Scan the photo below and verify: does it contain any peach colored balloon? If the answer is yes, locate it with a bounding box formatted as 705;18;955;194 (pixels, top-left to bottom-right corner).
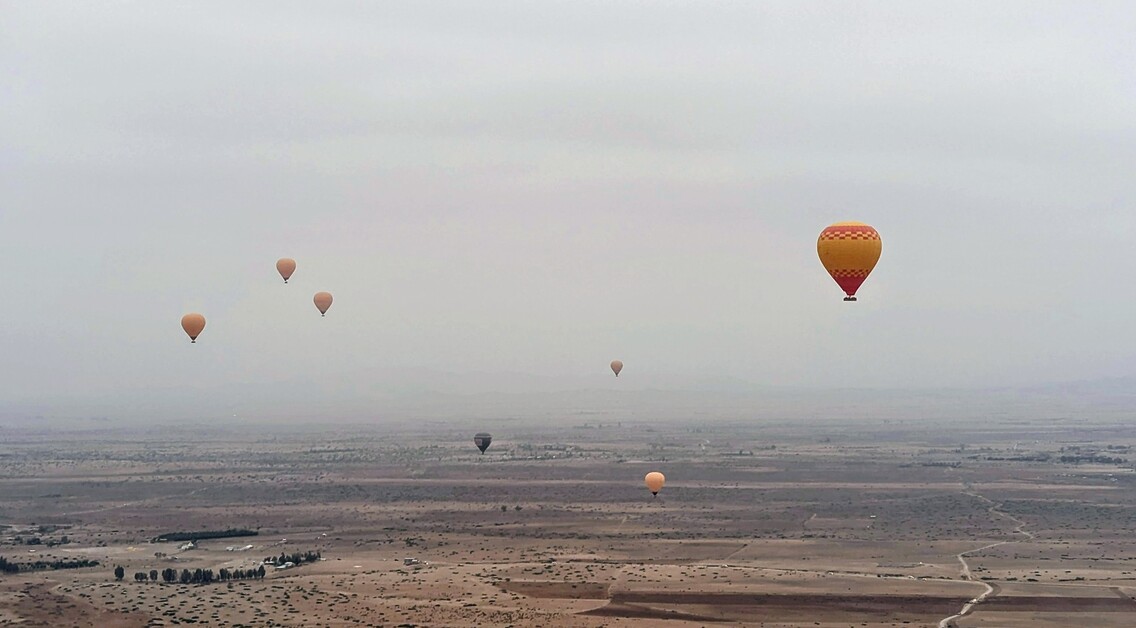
313;291;333;316
644;471;665;496
276;258;296;283
610;360;623;377
181;313;206;343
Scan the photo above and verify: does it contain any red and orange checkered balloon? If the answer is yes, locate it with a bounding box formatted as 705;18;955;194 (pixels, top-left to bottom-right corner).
817;222;882;301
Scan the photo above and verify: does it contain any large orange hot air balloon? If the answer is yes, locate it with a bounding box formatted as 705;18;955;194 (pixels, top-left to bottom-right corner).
817;222;882;301
313;291;333;316
644;471;665;496
276;258;296;283
610;360;623;377
181;313;206;343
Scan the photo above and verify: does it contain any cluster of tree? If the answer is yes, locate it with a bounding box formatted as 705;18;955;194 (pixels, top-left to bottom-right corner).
1060;445;1129;453
265;550;321;566
8;526;71;546
1059;454;1127;464
151;528;258;543
1;556;98;574
116;565;266;583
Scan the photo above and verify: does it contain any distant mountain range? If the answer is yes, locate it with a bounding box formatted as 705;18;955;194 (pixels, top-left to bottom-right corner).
2;373;1132;428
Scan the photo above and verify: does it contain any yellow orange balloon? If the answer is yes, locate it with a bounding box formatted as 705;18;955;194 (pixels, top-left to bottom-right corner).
610;360;623;377
313;291;333;316
276;258;296;283
817;222;882;301
181;313;206;343
644;471;665;496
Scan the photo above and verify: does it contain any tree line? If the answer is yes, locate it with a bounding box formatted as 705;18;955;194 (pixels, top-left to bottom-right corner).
116;565;266;583
1059;454;1127;464
110;549;320;584
151;528;258;543
1;556;99;574
11;535;70;547
265;550;321;566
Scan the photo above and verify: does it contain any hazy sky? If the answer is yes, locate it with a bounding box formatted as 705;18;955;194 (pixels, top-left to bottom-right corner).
2;1;1134;419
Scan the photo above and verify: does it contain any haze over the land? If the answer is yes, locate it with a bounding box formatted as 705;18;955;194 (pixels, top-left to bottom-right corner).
2;1;1134;423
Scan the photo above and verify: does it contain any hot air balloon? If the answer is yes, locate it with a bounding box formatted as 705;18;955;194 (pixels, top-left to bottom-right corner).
644;471;665;496
474;433;492;454
313;291;333;316
817;222;881;301
276;258;296;283
181;313;206;343
610;360;623;377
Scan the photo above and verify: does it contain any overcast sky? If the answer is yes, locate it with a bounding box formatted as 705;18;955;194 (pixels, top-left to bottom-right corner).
2;1;1134;420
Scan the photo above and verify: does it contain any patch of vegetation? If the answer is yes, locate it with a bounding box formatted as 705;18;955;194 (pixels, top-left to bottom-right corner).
152;528;258;543
264;550;322;567
0;556;99;574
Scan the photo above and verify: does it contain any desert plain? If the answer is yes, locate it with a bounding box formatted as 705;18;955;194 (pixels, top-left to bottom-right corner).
3;414;1136;627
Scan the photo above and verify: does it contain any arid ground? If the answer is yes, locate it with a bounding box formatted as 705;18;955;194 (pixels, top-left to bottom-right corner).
3;416;1135;626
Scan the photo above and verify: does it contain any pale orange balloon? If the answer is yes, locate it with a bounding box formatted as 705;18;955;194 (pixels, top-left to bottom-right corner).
610;360;623;377
181;313;206;343
276;258;296;283
313;291;333;316
644;471;665;496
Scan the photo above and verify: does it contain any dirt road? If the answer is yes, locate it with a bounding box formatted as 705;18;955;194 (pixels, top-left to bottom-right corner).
938;488;1034;627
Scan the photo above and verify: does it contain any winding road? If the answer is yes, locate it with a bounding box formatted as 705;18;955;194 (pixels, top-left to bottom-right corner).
937;489;1034;628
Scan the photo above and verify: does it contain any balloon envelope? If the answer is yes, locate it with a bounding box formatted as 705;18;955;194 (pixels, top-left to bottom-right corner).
474;432;492;454
181;313;206;343
644;471;665;495
313;291;333;316
276;258;296;283
817;222;881;301
610;360;623;377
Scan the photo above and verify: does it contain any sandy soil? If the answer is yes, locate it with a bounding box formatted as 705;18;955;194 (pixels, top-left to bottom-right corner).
2;418;1135;626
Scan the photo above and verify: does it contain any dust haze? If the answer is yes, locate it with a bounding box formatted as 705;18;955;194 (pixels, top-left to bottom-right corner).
3;2;1136;627
2;1;1135;426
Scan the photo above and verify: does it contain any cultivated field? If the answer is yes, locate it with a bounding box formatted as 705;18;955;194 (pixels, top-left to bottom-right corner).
2;416;1135;626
